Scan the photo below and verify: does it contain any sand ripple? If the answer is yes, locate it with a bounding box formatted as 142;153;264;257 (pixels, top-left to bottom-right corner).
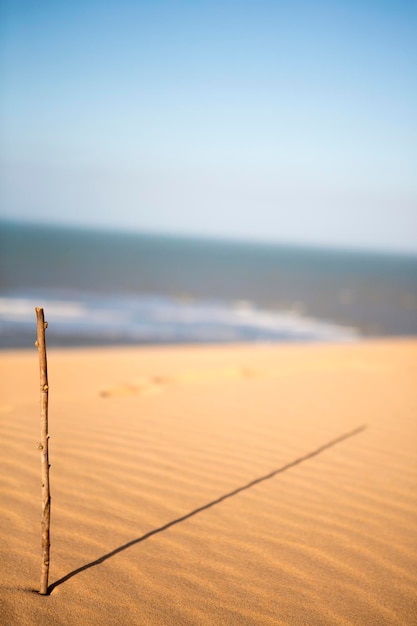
1;340;416;624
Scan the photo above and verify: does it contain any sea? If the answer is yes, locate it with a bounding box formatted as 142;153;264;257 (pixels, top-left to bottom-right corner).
1;221;416;348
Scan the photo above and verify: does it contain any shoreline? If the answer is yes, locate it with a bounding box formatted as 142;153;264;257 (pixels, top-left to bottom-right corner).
2;331;416;351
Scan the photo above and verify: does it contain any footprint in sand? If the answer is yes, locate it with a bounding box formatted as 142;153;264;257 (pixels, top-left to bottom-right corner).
99;377;163;398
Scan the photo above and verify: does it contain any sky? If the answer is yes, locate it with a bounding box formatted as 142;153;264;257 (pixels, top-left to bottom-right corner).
1;0;416;252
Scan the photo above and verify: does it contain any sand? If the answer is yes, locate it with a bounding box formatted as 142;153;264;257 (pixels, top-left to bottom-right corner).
1;339;416;625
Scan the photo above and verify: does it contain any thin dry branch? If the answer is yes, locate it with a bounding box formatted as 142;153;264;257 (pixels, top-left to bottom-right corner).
35;307;51;595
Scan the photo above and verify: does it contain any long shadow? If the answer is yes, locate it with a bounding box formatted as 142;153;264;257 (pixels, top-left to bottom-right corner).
48;424;366;594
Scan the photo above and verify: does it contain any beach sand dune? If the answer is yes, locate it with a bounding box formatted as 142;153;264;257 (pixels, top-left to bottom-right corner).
1;340;416;625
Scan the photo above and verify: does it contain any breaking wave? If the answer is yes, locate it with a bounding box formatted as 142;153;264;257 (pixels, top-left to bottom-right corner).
0;290;359;348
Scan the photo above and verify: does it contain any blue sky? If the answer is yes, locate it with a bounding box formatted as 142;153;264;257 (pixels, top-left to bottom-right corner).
1;0;416;252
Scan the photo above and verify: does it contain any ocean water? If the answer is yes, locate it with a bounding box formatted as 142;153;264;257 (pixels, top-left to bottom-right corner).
1;221;416;348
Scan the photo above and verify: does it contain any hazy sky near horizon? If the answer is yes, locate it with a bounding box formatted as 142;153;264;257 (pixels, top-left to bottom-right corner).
1;0;416;252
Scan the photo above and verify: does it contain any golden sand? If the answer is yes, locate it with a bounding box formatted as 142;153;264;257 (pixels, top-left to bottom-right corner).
1;340;416;625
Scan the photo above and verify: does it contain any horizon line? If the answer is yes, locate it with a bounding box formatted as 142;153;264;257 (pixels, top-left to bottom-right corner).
1;216;417;258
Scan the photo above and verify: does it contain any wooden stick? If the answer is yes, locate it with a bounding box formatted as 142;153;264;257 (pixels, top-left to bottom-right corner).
35;307;51;595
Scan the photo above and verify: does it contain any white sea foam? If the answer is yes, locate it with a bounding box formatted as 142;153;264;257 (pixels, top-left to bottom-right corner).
0;297;87;320
0;291;359;347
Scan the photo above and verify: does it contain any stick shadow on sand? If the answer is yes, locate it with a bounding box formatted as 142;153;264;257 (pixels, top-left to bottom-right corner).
48;424;366;595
